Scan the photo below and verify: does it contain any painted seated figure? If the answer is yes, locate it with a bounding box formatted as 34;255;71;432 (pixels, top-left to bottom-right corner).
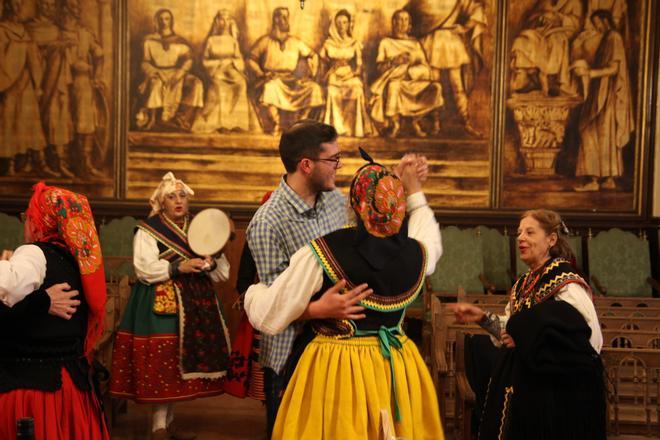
369;10;443;138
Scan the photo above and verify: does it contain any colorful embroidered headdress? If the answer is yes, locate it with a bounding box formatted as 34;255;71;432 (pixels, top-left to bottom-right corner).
349;149;406;238
149;171;194;216
25;182;106;359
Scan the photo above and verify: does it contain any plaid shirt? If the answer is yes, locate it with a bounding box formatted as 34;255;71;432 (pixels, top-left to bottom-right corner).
246;177;347;373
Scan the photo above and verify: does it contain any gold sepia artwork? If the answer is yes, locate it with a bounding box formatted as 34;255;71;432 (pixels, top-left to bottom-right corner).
501;0;648;213
0;0;115;198
125;0;496;207
1;0;655;213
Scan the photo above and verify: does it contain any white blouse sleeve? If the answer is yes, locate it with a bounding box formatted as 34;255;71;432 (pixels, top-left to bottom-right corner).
555;283;603;353
208;253;230;282
244;245;323;336
0;244;47;307
406;191;442;276
133;229;171;284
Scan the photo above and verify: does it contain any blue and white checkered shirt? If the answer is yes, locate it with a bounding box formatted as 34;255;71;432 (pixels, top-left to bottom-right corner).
246;177;347;373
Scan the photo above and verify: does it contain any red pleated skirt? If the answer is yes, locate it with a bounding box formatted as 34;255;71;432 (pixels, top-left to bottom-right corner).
0;368;109;440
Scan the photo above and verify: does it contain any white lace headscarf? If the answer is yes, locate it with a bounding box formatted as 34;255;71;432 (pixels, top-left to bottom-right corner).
148;172;194;217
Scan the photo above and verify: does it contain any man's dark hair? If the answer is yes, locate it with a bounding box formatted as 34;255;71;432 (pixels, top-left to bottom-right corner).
278;120;338;173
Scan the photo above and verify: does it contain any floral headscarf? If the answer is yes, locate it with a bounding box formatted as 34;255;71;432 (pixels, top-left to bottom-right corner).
350;163;406;238
25;182;106;359
148;171;194;217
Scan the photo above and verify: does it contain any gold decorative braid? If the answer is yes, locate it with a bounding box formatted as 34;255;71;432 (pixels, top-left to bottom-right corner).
498;386;514;440
308;239;356;337
312;319;356;338
511;259;589;314
160;214;189;242
159;248;179;262
309;239;342;284
137;225;192;261
309;236;427;312
478;377;493;440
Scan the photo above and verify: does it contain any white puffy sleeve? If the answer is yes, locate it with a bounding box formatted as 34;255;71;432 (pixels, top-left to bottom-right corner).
244;246;323;335
208;253;230;282
406;192;442;276
556;283;603;353
0;244;47;307
132;229;171;284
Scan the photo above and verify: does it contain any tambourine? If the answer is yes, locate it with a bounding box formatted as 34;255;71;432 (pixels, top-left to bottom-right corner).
188;208;234;256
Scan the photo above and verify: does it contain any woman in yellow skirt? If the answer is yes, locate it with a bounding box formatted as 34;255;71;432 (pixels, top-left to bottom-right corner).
245;151;444;439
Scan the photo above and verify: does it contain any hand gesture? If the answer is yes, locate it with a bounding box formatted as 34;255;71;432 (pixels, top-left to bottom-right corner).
446;302;486;324
394;153;428;182
200;255;215;271
46;283;81;320
501;332;516;348
1;249;13;260
394;153;416;178
414;155;429;183
308;280;372;320
178;258;207;274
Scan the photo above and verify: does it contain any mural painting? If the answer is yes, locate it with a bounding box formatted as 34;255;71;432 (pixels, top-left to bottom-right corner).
501;0;647;212
0;0;655;214
0;0;115;198
125;0;496;207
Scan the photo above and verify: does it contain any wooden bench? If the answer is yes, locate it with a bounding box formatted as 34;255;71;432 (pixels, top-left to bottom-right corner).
95;275;131;426
429;295;449;422
601;347;660;436
595;297;660;309
602;330;660;349
599;316;660;332
597;307;660;318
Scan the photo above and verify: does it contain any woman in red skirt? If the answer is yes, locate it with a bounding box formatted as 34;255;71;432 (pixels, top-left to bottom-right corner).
0;182;109;439
110;172;231;439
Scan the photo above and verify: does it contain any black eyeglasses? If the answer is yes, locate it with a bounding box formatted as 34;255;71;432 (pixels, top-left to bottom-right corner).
308;155;342;169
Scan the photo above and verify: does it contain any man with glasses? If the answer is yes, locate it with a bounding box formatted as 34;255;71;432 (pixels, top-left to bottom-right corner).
246;120;428;437
246;120;351;437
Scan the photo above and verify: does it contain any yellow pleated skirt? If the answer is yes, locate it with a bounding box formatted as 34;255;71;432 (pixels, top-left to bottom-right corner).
272;334;445;440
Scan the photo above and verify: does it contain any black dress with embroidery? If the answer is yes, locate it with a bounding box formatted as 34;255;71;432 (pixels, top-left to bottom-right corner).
281;226;427;386
478;258;606;440
0;242;90;393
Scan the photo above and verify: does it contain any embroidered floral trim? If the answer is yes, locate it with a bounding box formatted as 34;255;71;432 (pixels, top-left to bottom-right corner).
309;236;427;312
64;216;103;275
350;164;406;238
153;280;178;315
137;222;194;261
510;259;590;313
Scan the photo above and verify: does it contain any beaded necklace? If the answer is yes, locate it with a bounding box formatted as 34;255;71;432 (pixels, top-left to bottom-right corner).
512;259;550;313
520;269;542;300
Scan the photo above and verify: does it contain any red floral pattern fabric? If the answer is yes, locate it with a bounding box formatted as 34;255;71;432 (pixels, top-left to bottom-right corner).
350;164;406;237
110;333;224;403
24;182;106;359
